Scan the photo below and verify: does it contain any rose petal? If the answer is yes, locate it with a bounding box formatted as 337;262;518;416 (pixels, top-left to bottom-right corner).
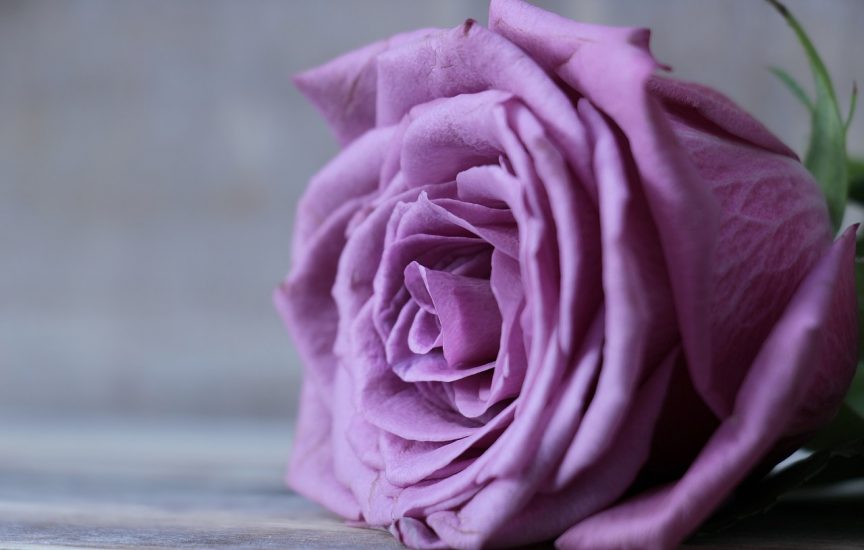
456;164;522;210
649;76;797;158
473;109;564;478
399;90;513;187
670;105;834;413
393;354;492;384
556;228;858;550
374;232;488;338
332;183;454;358
405;262;502;368
295;29;435;145
488;249;527;403
554;99;678;483
276;127;398;388
421;198;520;259
331;366;402;526
350;302;490;443
490;0;721;416
380;402;515;487
286;381;361;520
385;300;432;363
406;309;443;355
376;21;593;186
430;349;676;549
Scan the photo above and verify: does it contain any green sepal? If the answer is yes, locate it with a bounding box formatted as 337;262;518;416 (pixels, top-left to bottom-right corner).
845;81;858;132
696;439;864;536
849;157;864;204
847;364;864;420
768;0;849;232
770;67;814;112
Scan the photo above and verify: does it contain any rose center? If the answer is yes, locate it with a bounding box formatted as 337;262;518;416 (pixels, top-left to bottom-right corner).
403;260;502;369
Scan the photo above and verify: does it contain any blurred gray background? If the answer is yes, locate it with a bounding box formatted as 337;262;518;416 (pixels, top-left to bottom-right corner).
1;0;862;422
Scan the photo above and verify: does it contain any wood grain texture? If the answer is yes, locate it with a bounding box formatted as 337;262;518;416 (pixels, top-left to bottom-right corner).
1;419;862;549
0;419;402;549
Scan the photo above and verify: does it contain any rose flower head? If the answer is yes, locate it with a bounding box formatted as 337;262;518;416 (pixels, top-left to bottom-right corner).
275;1;859;548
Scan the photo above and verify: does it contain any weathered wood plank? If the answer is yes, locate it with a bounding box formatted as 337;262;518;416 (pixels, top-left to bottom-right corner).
0;420;402;549
1;420;862;549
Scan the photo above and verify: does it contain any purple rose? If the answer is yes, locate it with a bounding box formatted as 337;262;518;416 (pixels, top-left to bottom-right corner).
276;1;858;548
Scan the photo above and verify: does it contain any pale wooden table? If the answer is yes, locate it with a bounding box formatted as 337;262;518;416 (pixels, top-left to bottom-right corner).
0;419;861;549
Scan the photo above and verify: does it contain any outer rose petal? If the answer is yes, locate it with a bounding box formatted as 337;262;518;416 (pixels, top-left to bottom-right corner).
373;19;594;186
278;128;392;390
672;112;833;413
551;97;677;484
556;228;858;550
294;29;435;145
292;127;394;253
489;0;721;415
647;76;797;159
284;381;361;519
276;128;396;521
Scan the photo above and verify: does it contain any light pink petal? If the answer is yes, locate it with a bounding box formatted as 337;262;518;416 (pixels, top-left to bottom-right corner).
490;0;721;416
276;128;395;388
405;262;502;368
487;249;527;403
393;354;492;384
286;382;361;520
349;306;483;441
554;99;678;483
291;127;394;253
330;365;401;526
669;104;833;413
648;76;797;158
380;402;515;487
427;348;677;549
376;20;593;186
556;228;858;550
332;183;453;358
398;90;513;187
294;29;434;145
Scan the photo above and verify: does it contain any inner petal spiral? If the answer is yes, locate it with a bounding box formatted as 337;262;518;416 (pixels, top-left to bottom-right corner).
404;261;503;369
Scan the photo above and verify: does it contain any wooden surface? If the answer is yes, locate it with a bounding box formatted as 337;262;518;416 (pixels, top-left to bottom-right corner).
0;419;402;549
1;419;862;549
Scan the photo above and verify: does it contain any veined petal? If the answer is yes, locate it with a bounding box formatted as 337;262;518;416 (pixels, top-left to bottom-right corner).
490;0;720;415
295;29;435;145
556;228;857;550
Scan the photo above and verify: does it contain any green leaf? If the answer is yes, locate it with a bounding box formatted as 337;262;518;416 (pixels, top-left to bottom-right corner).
848;364;864;420
846;81;858;132
768;0;848;232
696;439;864;535
849;157;864;204
806;402;864;450
770;67;815;112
